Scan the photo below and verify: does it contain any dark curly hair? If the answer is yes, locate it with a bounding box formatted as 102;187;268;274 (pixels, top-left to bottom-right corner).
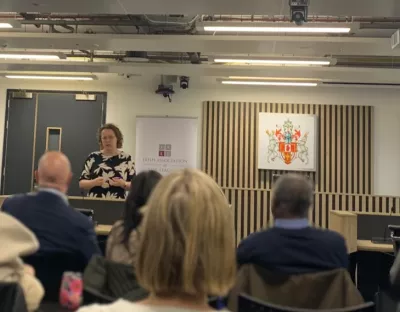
97;123;123;149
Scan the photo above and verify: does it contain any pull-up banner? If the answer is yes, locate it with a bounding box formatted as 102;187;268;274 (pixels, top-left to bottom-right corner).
135;116;198;175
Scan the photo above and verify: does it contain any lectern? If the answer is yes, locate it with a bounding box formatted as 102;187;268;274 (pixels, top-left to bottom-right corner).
328;210;358;253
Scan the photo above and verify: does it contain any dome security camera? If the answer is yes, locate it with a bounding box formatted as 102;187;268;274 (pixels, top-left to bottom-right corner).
289;0;309;25
179;76;189;89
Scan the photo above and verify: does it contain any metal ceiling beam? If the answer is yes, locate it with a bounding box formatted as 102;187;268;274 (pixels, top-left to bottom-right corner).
2;0;399;16
2;61;400;83
0;33;396;57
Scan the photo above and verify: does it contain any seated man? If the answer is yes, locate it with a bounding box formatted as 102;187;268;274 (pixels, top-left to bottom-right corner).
2;151;100;264
237;174;348;274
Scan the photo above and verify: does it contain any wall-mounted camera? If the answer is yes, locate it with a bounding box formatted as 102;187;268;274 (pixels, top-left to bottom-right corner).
179;76;189;89
289;0;310;26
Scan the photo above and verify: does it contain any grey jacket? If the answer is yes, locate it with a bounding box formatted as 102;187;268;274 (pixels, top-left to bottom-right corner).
83;255;148;304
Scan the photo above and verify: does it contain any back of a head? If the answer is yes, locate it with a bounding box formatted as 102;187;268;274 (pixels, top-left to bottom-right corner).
121;170;163;244
37;151;71;191
272;174;313;219
136;169;236;298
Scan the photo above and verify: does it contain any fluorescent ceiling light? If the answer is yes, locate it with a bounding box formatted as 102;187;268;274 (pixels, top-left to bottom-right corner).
228;76;320;82
203;26;351;33
0;20;21;29
5;75;95;81
215;58;330;66
221;80;318;87
0;23;13;29
0;53;66;60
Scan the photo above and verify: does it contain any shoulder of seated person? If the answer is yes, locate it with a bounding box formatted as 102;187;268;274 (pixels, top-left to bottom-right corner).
69;209;95;228
112;220;124;228
3;193;31;204
240;230;267;243
108;220;124;235
8;193;31;199
313;227;346;242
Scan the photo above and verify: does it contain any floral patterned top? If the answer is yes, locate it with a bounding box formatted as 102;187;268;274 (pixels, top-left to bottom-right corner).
79;151;136;199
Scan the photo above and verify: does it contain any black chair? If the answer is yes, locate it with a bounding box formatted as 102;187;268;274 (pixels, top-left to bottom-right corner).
238;294;375;312
389;225;400;254
23;251;87;302
0;282;28;312
374;291;398;312
83;255;148;305
83;289;114;305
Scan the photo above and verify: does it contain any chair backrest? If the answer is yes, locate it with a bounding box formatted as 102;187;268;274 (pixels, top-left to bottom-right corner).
0;282;28;312
228;265;364;311
238;294;375;312
23;251;87;302
83;255;148;304
76;208;95;223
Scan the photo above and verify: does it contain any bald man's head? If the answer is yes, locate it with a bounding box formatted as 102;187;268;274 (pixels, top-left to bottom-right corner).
36;151;72;193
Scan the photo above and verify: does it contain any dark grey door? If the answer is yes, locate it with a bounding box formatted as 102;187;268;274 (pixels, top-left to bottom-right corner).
2;91;106;196
2;92;36;195
34;93;105;196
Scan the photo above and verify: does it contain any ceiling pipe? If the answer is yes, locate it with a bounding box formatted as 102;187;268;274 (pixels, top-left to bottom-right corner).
62;51;400;67
0;13;398;25
0;13;134;19
65;52;208;62
202;15;400;23
141;14;199;26
19;19;148;26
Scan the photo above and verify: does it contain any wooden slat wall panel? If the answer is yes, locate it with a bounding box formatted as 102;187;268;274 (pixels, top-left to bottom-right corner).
202;101;381;242
226;190;400;242
203;101;373;193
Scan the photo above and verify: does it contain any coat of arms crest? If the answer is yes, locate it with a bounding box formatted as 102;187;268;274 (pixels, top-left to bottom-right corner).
265;119;309;165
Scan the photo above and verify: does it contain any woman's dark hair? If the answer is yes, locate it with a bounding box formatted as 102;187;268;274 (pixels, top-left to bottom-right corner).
121;170;162;246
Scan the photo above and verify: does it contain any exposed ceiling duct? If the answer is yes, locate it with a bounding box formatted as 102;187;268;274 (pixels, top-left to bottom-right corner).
0;13;200;34
0;13;399;30
202;15;400;23
0;12;398;83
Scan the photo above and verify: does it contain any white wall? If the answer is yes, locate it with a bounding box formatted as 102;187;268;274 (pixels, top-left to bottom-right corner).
0;78;398;196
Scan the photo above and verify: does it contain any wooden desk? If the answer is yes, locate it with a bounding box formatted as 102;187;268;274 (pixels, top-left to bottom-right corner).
95;224;112;235
357;239;393;253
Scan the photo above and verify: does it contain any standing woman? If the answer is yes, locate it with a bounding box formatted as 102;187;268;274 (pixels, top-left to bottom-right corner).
79;123;135;199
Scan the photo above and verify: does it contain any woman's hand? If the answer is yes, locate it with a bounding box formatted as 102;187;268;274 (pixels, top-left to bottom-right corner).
109;177;126;188
92;177;106;187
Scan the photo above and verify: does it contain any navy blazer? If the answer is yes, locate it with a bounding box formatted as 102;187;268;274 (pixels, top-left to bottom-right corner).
237;227;348;275
2;190;101;263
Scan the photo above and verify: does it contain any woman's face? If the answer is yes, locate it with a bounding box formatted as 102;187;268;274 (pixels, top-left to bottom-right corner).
101;129;118;151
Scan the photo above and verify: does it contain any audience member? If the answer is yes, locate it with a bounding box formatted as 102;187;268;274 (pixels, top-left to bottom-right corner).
0;212;44;311
237;174;348;274
2;151;100;263
390;250;400;286
106;170;162;266
78;169;236;312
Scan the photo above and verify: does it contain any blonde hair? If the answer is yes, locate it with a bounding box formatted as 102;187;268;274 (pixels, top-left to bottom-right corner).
136;169;236;297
